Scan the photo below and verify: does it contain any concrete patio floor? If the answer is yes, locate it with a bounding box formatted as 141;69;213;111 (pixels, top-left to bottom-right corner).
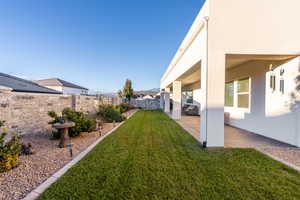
176;115;292;148
173;114;300;169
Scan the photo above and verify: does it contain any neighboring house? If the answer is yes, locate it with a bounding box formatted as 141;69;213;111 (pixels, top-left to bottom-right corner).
160;0;300;147
0;73;61;94
36;78;88;95
142;95;154;100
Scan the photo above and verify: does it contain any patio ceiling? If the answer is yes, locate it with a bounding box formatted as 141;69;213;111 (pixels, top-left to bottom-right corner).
175;61;201;90
166;54;297;91
226;54;297;69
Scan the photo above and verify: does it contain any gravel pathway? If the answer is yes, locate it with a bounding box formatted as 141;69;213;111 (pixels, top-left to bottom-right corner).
258;147;300;169
0;109;136;200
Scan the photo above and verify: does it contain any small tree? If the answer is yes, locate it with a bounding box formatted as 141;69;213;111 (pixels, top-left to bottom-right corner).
122;79;133;103
117;90;123;99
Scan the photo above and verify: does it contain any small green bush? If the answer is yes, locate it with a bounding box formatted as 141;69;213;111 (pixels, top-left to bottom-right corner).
115;103;131;113
48;108;95;137
98;105;125;123
0;121;21;173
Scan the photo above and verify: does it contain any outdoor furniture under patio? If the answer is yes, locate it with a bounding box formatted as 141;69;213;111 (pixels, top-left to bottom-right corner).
182;104;199;116
52;122;75;148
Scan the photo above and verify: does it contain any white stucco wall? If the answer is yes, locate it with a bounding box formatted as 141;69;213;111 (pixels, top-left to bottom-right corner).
204;0;300;146
209;0;300;55
160;1;209;89
42;85;87;95
62;86;88;95
43;86;63;92
193;88;202;114
161;0;300;147
225;57;300;147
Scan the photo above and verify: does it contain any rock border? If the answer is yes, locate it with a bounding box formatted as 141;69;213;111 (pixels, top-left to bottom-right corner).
259;150;300;171
22;110;138;200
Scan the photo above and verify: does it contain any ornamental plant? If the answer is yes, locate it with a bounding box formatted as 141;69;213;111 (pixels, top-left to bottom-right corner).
98;104;125;123
48;108;95;138
114;103;131;114
0;121;21;173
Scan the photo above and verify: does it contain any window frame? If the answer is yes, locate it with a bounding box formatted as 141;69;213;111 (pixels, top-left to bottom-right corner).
224;77;251;111
225;81;234;107
236;78;250;109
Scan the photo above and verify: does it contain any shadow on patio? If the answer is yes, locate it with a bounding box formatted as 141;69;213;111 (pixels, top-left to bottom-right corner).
175;115;294;148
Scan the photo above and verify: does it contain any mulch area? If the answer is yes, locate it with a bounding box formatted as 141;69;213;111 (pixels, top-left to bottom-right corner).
0;109;136;200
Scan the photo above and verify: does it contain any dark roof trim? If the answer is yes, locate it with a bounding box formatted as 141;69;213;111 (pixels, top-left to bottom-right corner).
56;78;88;90
11;89;62;94
0;73;62;94
36;78;88;90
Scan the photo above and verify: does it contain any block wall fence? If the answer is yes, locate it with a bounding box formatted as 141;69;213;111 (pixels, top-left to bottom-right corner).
0;89;118;136
131;99;160;110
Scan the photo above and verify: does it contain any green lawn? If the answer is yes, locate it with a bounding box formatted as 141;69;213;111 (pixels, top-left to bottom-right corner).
38;110;300;200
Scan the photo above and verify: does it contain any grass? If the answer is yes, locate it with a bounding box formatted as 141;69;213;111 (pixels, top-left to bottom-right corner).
38;110;300;200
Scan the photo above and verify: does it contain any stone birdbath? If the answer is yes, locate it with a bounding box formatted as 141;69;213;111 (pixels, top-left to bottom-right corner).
52;122;75;148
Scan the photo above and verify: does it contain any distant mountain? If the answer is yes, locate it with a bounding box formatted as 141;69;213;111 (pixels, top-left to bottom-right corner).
145;88;160;92
88;90;117;97
102;92;117;97
89;88;160;97
134;88;160;96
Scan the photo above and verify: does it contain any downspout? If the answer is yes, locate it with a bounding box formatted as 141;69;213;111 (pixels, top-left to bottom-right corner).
203;16;209;148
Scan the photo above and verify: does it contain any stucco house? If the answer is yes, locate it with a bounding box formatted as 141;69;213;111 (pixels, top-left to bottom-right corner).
160;0;300;148
36;78;88;95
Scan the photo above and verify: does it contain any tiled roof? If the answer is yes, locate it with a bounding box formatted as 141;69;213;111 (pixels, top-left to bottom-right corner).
36;78;88;90
0;73;62;94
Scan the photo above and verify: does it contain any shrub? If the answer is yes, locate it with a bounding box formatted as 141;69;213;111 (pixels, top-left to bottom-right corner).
115;103;131;113
0;121;21;173
98;105;125;123
48;108;95;137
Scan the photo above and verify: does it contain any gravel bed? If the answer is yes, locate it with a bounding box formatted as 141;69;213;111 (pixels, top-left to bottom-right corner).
0;109;136;200
258;147;300;169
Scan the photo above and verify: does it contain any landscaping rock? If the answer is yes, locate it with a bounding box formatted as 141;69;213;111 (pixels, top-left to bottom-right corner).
0;110;136;200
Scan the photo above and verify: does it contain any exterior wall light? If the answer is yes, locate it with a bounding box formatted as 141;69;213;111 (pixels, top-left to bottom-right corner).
269;64;276;91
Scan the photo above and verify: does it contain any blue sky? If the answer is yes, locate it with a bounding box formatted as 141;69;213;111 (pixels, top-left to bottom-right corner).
0;0;204;93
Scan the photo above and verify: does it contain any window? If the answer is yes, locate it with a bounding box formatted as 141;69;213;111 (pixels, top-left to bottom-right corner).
225;78;250;109
237;78;250;108
225;81;234;107
183;91;193;104
186;91;193;104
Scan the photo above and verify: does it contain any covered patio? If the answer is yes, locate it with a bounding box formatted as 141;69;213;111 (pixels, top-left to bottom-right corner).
160;0;300;148
175;114;300;169
161;54;300;148
175;115;293;149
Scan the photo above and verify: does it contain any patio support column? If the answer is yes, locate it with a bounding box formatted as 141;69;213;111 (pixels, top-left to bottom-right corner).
199;17;224;147
297;110;300;147
172;81;182;120
164;88;170;113
160;91;165;110
200;52;225;147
